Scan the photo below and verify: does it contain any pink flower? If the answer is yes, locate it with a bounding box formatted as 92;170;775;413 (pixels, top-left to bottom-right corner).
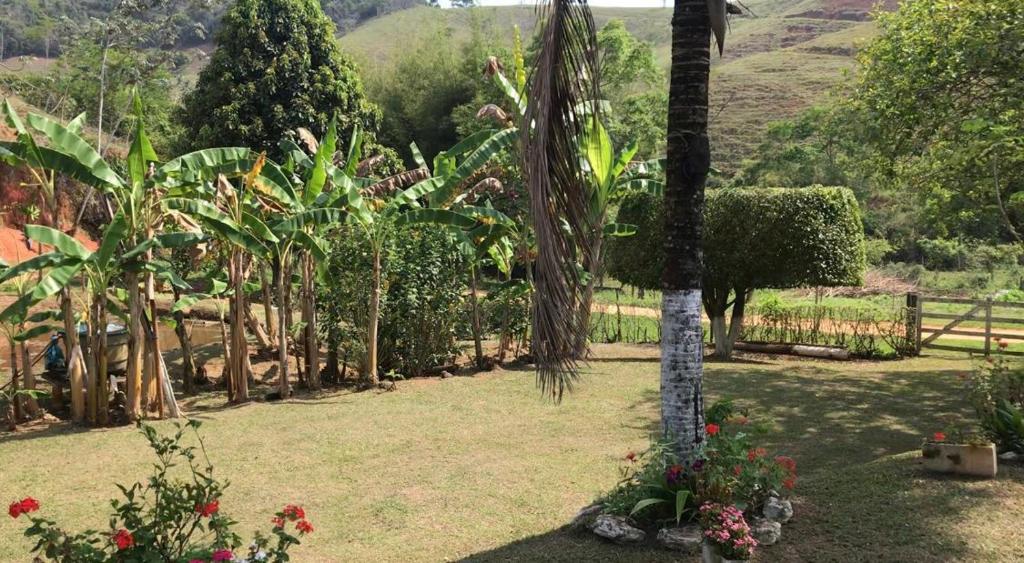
212;549;234;561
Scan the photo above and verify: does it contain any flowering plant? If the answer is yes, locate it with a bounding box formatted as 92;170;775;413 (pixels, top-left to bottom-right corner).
963;349;1024;453
9;421;313;562
698;502;757;560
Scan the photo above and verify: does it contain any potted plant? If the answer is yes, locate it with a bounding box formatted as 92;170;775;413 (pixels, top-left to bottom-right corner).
921;429;997;477
699;502;757;563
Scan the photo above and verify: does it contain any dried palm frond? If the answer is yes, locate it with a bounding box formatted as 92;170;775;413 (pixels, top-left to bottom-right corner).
296;127;319;154
356;154;386;177
362;168;431;198
521;0;601;401
476;104;512;127
482;56;505;78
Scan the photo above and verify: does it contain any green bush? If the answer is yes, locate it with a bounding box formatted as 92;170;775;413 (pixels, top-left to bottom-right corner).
916;238;970;270
865;238;895;266
319;225;468;378
967;353;1024;453
607;187;865;356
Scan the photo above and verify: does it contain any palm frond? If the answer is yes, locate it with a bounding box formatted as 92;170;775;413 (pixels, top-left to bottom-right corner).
521;0;601;402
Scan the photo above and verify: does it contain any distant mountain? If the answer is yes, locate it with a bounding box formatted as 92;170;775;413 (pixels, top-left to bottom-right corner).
338;0;892;171
0;0;428;58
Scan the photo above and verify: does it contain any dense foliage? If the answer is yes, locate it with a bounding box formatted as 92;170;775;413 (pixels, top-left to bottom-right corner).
966;352;1024;454
177;0;384;158
607;187;865;355
319;225;469;378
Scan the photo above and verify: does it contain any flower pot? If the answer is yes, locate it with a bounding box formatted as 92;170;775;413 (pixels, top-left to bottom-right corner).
921;442;997;477
702;541;749;563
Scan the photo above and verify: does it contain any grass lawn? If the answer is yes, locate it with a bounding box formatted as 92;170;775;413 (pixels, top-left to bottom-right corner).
2;345;1022;562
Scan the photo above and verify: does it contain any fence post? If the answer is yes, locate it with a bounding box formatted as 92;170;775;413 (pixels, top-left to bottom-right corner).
906;293;922;355
984;297;993;356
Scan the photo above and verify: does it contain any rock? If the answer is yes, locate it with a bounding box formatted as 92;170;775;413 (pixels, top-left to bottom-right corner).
589;514;645;544
749;518;782;546
763;497;793;524
657;525;702;553
569;503;604;532
998;451;1021;462
440;371;454;379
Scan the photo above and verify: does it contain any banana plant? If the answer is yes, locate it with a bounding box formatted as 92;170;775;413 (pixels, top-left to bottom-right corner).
334;125;517;385
162;153;287;403
0;261;60;426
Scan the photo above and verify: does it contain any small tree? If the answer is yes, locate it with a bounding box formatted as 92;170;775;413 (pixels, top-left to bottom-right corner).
608;186;866;358
179;0;382;159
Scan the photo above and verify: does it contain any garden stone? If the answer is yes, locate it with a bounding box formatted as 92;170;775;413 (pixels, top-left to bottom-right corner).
749;518;782;546
569;503;604;532
998;451;1020;463
589;514;645;544
763;497;793;524
657;525;702;553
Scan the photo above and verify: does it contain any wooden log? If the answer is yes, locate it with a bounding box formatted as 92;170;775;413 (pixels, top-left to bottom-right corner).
733;341;850;360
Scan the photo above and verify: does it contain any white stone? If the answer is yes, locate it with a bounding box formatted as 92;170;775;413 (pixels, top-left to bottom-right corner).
763;497;793;524
657;525;702;553
589;514;645;544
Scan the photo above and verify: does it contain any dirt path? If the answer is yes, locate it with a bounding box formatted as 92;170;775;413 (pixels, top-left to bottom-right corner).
591;302;1024;343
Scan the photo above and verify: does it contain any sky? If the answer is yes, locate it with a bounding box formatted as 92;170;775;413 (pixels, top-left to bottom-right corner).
440;1;669;7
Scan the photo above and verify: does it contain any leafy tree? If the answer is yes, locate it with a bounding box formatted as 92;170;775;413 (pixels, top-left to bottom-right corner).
850;0;1024;243
178;0;383;159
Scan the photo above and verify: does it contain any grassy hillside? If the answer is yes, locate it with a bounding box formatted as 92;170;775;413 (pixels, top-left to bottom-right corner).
339;0;886;171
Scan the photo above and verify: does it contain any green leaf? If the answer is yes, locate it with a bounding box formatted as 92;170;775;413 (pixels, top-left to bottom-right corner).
127;93;158;188
157;147;254;185
14;324;57;342
618;178;663;196
304;117;337;205
95;212;128;271
675;490;691;524
24;225;90;260
0;252;70;285
410;142;428;170
26;113;125;189
396;208;477;229
629;498;667;517
31;262;85;302
344;124;363;177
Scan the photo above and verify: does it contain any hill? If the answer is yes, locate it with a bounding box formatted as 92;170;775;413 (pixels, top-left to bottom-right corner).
339;0;891;171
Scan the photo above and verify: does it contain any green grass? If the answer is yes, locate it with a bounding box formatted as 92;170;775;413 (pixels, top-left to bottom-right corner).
2;345;1022;561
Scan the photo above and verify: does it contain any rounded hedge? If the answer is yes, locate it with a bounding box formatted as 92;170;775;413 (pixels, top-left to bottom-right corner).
607;186;866;291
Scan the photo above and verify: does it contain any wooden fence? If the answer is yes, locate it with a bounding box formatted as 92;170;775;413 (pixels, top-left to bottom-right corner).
907;293;1024;356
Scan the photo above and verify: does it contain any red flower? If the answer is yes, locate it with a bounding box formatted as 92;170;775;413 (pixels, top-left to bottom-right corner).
196;499;219;517
747;448;766;462
783;476;796;490
113;529;134;551
283;504;305;521
19;497;39;514
271;516;285;529
212;549;234;561
706;423;720;436
8;501;22;519
625;451;636;462
296;519;314;534
933;432;946;442
775;455;797;474
733;465;742;477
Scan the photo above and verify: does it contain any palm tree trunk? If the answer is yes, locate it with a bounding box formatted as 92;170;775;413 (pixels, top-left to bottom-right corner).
172;286;197;395
262;265;278;347
470;265;485;369
125;273;143;419
367;247;381;385
302;252;320;389
661;0;711;460
95;294;109;426
575;233;604;357
277;258;290;398
230;250;249;402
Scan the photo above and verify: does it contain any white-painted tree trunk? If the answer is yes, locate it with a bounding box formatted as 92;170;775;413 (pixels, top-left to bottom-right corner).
660;289;706;460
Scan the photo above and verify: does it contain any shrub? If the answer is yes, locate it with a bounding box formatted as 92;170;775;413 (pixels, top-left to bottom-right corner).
319;225;468;377
965;350;1024;453
607;187;866;357
8;421;313;562
699;503;757;560
916;238;970;270
599;400;793;526
864;238;894;266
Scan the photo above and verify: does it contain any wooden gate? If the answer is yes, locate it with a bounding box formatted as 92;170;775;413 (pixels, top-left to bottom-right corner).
907;293;1024;356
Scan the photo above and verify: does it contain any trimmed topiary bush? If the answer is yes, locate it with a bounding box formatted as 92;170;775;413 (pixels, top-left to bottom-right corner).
607;186;866;357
